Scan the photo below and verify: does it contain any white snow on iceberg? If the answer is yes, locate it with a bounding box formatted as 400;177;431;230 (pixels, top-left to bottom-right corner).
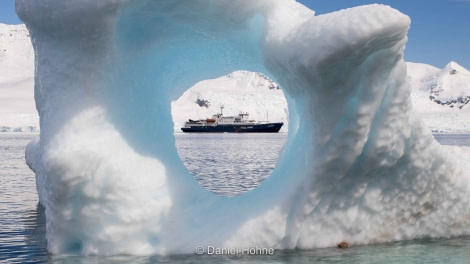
2;23;470;134
17;0;470;256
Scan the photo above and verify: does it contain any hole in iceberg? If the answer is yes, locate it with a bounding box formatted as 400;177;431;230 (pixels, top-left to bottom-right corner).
172;70;288;196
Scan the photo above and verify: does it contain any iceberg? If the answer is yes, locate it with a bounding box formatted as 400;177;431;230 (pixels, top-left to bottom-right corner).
17;0;470;256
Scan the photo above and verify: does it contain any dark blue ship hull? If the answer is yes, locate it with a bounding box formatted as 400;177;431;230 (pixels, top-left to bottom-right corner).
181;122;283;133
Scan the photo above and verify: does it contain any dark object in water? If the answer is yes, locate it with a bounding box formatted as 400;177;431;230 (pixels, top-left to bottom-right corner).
181;106;283;133
337;241;349;248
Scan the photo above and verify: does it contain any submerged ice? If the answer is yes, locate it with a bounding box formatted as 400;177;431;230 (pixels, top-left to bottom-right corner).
17;0;470;255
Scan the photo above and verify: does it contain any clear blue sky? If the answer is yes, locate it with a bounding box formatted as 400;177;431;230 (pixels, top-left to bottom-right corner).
300;0;470;69
1;0;469;69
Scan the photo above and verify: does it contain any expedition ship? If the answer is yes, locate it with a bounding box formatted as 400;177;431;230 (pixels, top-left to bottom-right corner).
181;106;283;133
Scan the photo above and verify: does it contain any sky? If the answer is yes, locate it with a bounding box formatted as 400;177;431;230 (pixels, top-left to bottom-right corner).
1;0;469;69
300;0;470;69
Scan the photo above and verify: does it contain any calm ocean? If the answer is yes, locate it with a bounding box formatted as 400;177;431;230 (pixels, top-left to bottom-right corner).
2;132;470;263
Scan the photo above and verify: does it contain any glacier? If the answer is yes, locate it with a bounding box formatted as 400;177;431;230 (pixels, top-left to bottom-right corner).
17;0;470;256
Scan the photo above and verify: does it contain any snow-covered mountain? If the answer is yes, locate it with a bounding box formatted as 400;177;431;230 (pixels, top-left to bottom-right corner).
0;23;37;132
171;71;288;132
408;61;470;133
1;23;469;133
172;61;470;134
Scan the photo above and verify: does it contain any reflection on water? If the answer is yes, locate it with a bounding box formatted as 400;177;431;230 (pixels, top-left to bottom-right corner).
2;133;470;263
0;204;48;264
0;133;47;263
174;133;287;196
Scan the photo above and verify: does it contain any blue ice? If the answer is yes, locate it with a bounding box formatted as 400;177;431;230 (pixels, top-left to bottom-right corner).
17;0;470;255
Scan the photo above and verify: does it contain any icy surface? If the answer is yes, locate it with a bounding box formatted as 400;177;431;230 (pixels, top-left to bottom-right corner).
408;61;470;132
0;23;38;131
17;0;470;256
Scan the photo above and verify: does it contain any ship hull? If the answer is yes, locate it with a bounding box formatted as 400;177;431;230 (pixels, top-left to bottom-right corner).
181;122;283;133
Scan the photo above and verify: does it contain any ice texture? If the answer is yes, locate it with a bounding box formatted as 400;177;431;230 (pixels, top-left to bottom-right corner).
17;0;470;255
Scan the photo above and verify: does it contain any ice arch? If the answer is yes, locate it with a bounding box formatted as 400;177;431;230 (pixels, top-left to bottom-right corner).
18;0;470;256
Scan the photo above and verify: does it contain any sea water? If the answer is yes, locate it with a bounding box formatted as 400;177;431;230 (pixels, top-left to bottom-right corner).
2;132;470;263
174;133;288;197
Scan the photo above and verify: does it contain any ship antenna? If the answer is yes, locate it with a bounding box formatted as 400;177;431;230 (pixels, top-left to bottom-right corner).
220;105;224;116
